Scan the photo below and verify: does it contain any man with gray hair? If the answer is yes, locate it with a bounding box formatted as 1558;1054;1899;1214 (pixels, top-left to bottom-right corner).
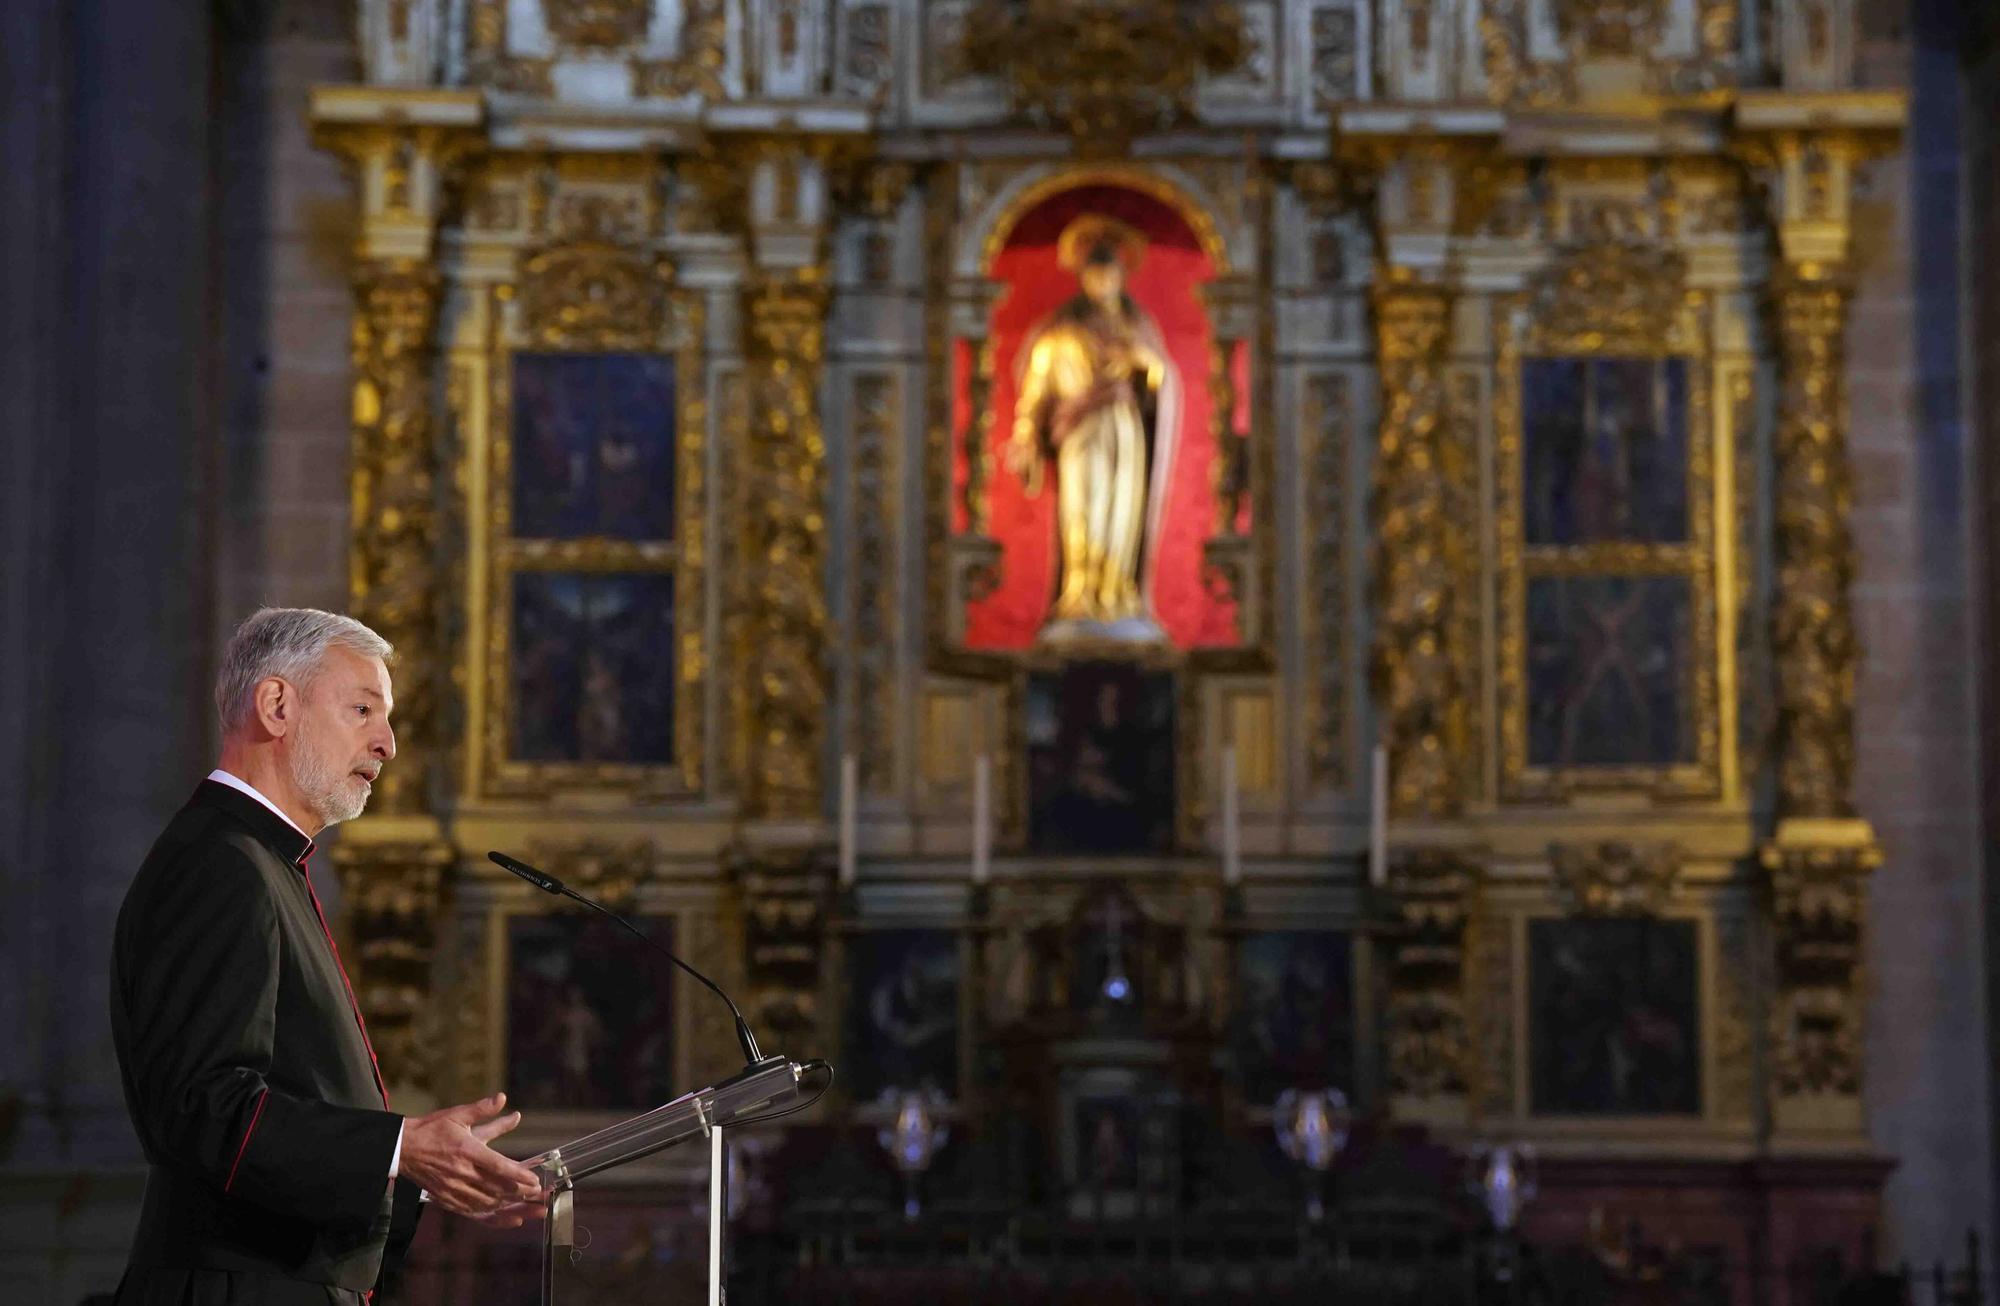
110;608;544;1305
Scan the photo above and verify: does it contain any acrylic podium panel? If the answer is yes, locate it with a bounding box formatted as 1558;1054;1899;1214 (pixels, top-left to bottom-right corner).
528;1057;810;1188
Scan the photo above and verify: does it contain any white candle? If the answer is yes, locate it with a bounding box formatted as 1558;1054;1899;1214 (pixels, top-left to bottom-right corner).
1221;746;1241;886
839;753;858;888
972;754;991;884
1369;743;1388;889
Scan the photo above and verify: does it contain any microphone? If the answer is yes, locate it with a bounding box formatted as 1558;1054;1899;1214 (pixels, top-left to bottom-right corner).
488;850;778;1071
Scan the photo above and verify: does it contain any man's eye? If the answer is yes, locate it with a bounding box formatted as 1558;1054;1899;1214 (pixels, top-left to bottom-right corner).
355;705;370;717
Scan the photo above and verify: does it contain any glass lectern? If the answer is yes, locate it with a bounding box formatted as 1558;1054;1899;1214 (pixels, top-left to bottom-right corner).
528;1056;822;1306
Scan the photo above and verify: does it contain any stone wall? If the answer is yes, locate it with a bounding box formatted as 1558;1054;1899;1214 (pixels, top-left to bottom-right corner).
1852;0;1993;1266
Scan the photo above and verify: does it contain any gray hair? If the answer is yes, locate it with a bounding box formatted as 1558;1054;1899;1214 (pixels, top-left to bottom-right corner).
215;607;393;734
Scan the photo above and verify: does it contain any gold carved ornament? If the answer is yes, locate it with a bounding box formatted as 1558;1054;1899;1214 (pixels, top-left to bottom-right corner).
1549;841;1681;916
541;0;649;49
465;0;728;98
1770;271;1858;820
742;269;833;817
1370;277;1469;818
331;840;454;1095
1381;850;1480;1102
958;0;1247;150
1762;841;1879;1097
1479;0;1738;102
350;260;445;815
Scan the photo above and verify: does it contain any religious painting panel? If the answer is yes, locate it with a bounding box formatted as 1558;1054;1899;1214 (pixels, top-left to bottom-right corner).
845;929;961;1100
1525;575;1694;769
958;178;1244;650
1232;930;1356;1106
505;912;676;1111
1025;662;1177;853
511;351;677;541
1522;357;1689;546
1493;273;1722;801
510;571;675;765
478;269;709;800
1528;916;1700;1117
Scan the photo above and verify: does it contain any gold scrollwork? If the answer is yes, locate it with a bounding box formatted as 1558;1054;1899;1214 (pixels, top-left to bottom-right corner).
958;0;1246;150
1371;277;1470;817
541;0;650;49
331;839;453;1095
1770;270;1858;820
1549;840;1682;915
350;259;445;815
1763;839;1880;1100
481;249;708;801
1492;245;1721;802
1382;849;1481;1106
742;268;833;817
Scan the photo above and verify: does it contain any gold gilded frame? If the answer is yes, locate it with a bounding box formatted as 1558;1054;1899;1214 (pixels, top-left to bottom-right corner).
477;247;709;801
1492;244;1722;802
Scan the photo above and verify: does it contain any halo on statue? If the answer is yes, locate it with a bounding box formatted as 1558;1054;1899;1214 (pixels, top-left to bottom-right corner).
1056;213;1148;275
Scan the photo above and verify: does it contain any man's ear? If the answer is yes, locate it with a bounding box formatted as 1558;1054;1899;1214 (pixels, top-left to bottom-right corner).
254;676;293;737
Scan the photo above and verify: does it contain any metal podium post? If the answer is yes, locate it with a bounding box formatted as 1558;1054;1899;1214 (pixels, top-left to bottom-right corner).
708;1122;729;1306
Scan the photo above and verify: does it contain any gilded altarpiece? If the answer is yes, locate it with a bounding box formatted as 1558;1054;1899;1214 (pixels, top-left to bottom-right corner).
312;0;1906;1289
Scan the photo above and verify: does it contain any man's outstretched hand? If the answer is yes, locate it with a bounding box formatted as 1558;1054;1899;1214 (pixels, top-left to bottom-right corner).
399;1091;546;1221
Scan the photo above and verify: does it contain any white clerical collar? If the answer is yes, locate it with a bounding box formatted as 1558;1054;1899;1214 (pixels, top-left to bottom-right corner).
206;768;310;841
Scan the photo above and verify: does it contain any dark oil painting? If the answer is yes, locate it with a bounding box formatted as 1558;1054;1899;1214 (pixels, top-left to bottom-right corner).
1232;930;1355;1106
511;571;675;765
1026;662;1177;853
512;351;676;541
506;912;676;1112
1522;356;1689;546
845;929;961;1100
1529;916;1700;1116
1526;574;1693;768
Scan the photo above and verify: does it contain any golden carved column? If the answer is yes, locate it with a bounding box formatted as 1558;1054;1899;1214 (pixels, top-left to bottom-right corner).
1738;112;1902;1140
347;261;445;813
742;267;833;818
311;88;483;1104
1761;261;1881;1137
1370;274;1470;819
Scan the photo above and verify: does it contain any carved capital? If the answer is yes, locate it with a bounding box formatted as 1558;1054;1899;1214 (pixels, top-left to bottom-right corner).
742;269;833;818
1370;278;1470;817
331;840;453;1098
349;259;444;814
1550;841;1681;916
310;89;484;262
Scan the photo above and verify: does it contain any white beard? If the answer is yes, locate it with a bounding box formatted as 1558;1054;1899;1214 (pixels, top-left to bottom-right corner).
290;720;370;828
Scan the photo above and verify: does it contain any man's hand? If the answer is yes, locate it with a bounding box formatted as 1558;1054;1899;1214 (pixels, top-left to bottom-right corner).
398;1092;545;1219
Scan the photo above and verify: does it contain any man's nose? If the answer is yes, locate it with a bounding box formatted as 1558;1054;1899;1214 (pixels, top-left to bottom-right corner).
375;723;397;761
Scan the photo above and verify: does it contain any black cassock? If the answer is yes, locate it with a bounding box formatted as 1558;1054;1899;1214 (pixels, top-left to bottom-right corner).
109;779;423;1305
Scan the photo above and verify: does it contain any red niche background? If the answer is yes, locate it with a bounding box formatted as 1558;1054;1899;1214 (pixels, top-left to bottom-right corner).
955;183;1243;650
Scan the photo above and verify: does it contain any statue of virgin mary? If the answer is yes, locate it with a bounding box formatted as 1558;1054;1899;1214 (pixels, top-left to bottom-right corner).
1003;214;1181;644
